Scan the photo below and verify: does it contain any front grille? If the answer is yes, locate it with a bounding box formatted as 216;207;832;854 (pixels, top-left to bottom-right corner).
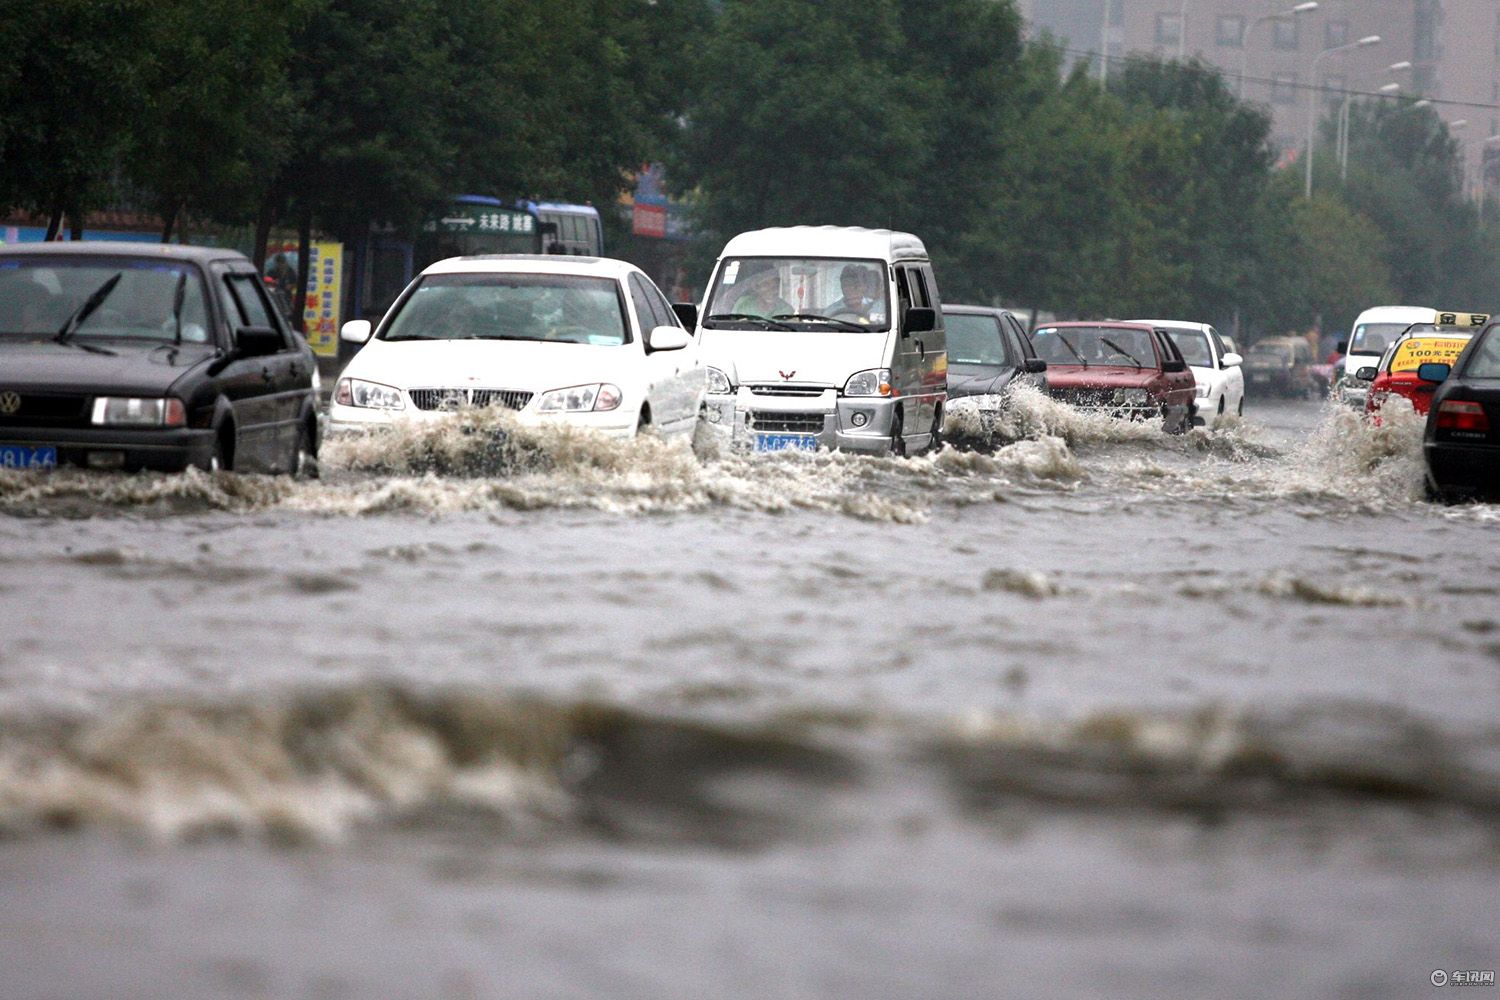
749;411;825;433
1058;389;1110;408
409;387;532;412
0;392;91;428
748;384;826;397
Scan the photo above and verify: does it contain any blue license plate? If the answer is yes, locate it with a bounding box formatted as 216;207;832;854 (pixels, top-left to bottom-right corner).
754;433;818;453
0;446;57;470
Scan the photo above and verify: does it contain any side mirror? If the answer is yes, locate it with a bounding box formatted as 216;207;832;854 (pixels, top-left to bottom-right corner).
1355;366;1378;382
1221;352;1242;367
236;326;284;357
1336;340;1348;354
1161;358;1187;373
341;320;373;344
1417;362;1451;383
672;302;698;330
903;306;936;336
1023;358;1048;374
647;325;691;352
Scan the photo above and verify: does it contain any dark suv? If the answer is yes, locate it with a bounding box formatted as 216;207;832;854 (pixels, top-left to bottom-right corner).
0;242;319;473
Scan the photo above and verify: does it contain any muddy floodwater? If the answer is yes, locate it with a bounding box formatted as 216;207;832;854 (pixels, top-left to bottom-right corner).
1;389;1497;1000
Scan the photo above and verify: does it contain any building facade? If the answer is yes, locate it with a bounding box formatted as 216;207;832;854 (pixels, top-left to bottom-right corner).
1022;0;1500;201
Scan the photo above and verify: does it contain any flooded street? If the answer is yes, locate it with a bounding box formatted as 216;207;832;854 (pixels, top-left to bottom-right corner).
2;392;1498;999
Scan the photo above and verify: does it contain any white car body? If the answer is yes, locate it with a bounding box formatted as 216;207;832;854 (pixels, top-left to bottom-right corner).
1337;305;1435;409
329;256;703;439
1130;319;1245;426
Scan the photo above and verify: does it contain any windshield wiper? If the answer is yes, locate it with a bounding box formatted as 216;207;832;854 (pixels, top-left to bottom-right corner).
772;312;867;332
1100;338;1143;367
705;312;793;331
55;272;123;343
1056;335;1089;367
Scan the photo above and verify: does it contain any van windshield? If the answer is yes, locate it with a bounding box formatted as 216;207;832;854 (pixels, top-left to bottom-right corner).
1349;322;1409;356
704;257;890;332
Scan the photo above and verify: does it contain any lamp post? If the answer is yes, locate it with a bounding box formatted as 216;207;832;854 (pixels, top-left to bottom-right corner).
1238;2;1318;99
1479;135;1500;225
1339;60;1414;180
1178;0;1189;59
1307;35;1381;198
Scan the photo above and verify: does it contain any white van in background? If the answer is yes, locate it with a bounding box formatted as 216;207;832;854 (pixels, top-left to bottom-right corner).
1336;305;1435;409
696;226;947;455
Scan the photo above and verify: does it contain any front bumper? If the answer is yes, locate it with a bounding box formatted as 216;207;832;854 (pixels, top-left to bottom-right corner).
0;426;216;472
704;388;902;453
1336;379;1368;409
327;403;638;439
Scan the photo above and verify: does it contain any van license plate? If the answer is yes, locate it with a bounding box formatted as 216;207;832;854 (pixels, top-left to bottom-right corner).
0;446;57;470
754;433;818;453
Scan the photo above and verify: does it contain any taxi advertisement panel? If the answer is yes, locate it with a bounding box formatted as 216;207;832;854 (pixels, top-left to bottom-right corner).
1389;336;1471;373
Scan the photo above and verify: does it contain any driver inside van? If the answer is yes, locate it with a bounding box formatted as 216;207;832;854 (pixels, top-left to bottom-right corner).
822;265;883;325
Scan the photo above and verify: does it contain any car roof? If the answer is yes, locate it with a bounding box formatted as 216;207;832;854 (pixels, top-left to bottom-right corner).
421;254;636;279
942;304;1012;317
1353;305;1435;324
0;241;248;265
1129;319;1210;333
1036;321;1156;331
719;226;928;262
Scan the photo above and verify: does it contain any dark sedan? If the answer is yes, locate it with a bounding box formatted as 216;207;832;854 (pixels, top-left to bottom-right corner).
942;305;1047;401
0;242;319;474
1421;322;1500;502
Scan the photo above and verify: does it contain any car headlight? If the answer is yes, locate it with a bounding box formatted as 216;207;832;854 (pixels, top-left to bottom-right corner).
1111;388;1150;406
844;368;892;397
91;396;187;427
335;378;405;410
705;367;733;395
536;383;622;413
1195;382;1211;398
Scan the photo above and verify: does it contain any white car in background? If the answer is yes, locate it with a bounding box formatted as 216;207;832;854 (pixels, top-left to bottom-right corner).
330;256;703;439
1130;319;1244;426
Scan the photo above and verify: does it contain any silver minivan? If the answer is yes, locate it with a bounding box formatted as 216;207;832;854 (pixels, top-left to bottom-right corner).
696;226;947;454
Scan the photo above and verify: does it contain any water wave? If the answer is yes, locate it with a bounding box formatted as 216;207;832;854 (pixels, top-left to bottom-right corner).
1;686;1494;844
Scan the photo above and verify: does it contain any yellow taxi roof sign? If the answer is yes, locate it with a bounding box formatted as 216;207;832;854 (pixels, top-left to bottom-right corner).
1389;335;1472;373
1433;311;1489;328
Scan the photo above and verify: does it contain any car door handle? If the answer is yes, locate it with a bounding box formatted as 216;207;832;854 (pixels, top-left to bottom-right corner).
261;367;275;382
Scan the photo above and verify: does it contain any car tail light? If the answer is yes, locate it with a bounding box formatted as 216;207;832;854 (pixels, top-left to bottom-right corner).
1436;400;1490;433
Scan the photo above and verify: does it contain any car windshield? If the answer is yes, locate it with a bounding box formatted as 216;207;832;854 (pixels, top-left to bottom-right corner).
1249;342;1293;362
0;258;211;343
382;273;627;345
945;313;1013;366
1032;326;1158;368
703;257;889;331
1349;322;1408;356
1165;329;1213;366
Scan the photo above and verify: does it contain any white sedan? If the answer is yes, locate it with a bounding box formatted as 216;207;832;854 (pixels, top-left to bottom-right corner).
1132;319;1245;427
330;256;703;439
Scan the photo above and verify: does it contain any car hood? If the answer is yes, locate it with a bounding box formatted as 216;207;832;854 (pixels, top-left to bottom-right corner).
1043;365;1157;389
699;328;890;387
0;338;215;395
344;338;642;391
947;365;1019;398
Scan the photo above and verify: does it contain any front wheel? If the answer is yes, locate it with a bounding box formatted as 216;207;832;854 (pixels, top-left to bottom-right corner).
292;422;319;479
926;404;944;453
889;408;906;457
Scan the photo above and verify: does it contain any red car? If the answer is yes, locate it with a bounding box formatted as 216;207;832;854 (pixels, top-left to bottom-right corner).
1031;322;1197;433
1362;327;1476;419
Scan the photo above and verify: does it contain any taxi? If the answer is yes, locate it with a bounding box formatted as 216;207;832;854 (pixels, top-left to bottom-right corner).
1357;313;1489;420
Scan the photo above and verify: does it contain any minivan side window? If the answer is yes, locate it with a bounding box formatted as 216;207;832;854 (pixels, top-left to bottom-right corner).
904;267;930;309
919;265;943;312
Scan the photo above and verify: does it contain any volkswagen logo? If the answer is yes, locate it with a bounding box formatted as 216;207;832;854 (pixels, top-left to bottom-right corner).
0;392;20;416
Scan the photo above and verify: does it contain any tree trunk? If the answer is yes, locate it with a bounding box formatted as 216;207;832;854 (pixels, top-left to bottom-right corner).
293;210;313;333
252;193;277;273
160;201;180;244
69;213;84;240
44;207;64;241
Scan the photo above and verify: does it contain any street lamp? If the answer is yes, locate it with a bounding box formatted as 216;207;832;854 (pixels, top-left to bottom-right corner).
1238;2;1318;99
1337;63;1411;177
1479;135;1500;223
1307;34;1381;198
